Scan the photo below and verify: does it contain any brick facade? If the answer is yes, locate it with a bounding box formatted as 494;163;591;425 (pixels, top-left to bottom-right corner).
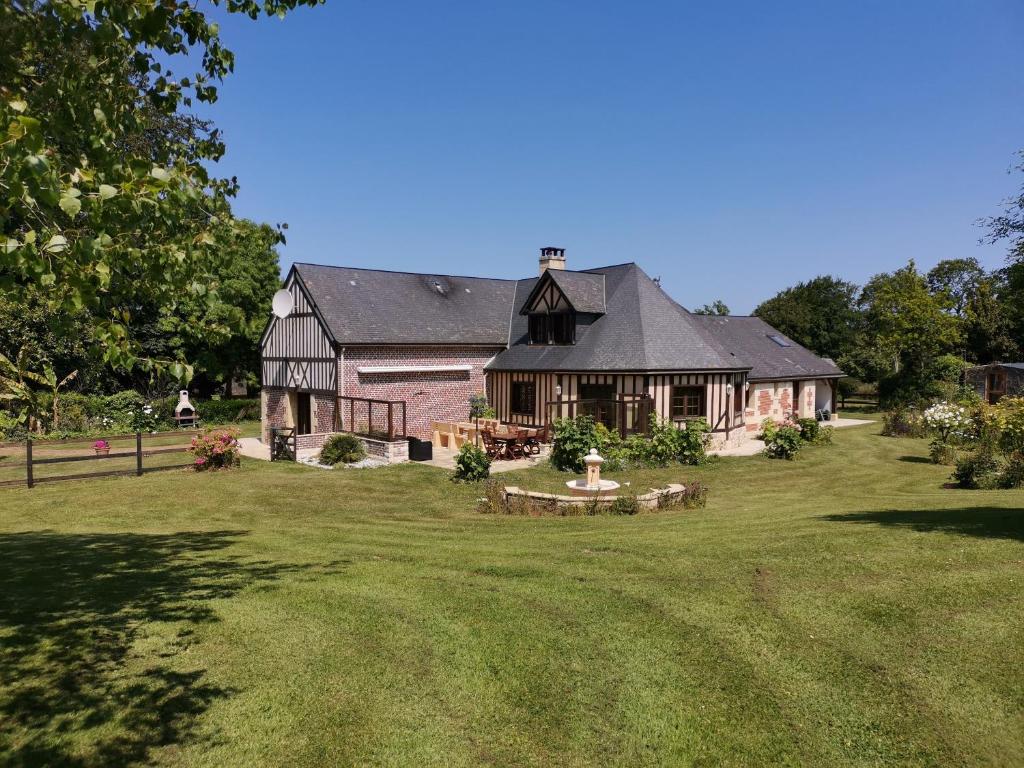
746;381;796;432
339;346;501;440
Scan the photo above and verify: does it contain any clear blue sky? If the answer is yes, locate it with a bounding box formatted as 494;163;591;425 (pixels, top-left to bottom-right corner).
201;0;1023;312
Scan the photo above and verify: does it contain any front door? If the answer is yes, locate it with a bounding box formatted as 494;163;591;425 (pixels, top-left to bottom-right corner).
296;392;312;435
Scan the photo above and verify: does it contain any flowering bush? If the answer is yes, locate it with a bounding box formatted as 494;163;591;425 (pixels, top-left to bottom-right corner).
983;397;1024;455
922;401;973;443
189;428;241;471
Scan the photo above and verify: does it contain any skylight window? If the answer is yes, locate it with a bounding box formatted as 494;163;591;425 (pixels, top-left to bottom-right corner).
767;334;791;347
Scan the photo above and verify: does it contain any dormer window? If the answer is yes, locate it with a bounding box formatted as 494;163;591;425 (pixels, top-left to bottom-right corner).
529;311;575;345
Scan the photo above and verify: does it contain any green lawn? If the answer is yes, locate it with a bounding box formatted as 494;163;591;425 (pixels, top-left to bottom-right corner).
0;421;1021;766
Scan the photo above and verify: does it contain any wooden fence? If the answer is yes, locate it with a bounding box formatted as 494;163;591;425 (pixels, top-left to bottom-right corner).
0;430;200;489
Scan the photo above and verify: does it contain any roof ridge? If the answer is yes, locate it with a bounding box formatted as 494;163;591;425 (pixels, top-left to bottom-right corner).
292;262;520;282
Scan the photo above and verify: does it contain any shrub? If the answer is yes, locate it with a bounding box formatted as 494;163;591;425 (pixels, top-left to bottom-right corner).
796;417;820;443
675;418;710;465
608;492;641;515
815;425;834;445
953;449;1003;489
984;396;1024;456
196;398;261;424
882;407;926;438
929;440;957;466
452;442;491;482
319;433;367;466
189;428;241;471
922;401;973;443
550;416;599;473
763;425;802;460
1002;452;1024;489
477;479;505;513
678;481;709;509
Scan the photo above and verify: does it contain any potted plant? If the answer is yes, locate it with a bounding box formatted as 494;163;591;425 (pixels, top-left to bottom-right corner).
93;439;110;456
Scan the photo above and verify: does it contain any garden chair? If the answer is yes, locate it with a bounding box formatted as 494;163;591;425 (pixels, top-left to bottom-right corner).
480;430;503;460
522;428;542;456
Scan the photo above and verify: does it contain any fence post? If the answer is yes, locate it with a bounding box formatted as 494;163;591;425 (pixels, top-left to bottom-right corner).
136;432;143;476
25;438;33;489
269;428;277;462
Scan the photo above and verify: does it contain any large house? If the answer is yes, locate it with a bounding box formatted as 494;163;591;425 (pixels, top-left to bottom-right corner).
259;248;843;453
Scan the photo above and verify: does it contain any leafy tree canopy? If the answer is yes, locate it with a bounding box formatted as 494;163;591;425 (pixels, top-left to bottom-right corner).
0;0;319;382
692;299;730;316
753;276;860;361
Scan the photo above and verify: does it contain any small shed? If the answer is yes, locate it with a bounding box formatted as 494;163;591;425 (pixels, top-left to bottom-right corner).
965;363;1024;405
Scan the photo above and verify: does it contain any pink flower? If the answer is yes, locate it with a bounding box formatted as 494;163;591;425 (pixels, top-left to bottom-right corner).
194;457;207;466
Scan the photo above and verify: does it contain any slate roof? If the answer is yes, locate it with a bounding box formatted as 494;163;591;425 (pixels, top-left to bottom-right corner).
690;315;844;381
488;264;748;372
292;263;516;345
289;260;843;380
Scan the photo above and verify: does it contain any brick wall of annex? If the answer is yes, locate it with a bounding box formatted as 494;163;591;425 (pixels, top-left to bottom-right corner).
339;346;501;440
744;380;818;432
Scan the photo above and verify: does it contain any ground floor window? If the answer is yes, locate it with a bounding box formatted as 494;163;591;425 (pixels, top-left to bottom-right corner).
511;381;536;416
671;386;703;419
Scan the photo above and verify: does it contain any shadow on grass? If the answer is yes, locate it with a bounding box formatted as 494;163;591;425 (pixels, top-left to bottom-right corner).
897;456;933;464
0;530;315;766
822;507;1024;541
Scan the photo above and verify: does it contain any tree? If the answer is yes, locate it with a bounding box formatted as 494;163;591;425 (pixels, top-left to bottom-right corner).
753;276;860;361
962;277;1018;363
858;261;961;405
0;0;318;380
174;219;283;394
693;300;730;316
926;258;986;316
983;152;1024;354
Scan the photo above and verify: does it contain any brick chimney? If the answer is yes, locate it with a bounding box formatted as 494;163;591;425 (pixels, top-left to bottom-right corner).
539;246;566;274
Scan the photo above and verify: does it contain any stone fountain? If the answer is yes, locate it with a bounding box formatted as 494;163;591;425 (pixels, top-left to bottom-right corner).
565;448;621;497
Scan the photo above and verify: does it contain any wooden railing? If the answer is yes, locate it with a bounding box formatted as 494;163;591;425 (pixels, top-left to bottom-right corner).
269;427;296;462
0;430;199;489
336;396;407;440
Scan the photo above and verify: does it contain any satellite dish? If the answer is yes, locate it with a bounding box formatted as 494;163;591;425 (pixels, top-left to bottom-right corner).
271;289;294;319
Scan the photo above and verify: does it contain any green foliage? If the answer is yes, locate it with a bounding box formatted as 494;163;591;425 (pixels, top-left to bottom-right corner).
859;262;963;407
692;300;730;316
0;0;317;378
953;448;1003;489
452;442;491;482
881;407;927;438
468;393;496;420
678;481;710;509
550;416;600;473
754;275;860;361
929;440;957;466
762;422;803;460
796;417;820;443
607;492;641;516
319;434;367;466
193;398;261;425
552;415;709;472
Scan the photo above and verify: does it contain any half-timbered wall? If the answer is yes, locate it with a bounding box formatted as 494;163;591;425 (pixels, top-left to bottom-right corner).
526;277;573;313
488;371;748;434
260;276;336;392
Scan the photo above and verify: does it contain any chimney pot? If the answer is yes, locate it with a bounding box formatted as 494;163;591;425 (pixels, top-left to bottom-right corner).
539;246;566;274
